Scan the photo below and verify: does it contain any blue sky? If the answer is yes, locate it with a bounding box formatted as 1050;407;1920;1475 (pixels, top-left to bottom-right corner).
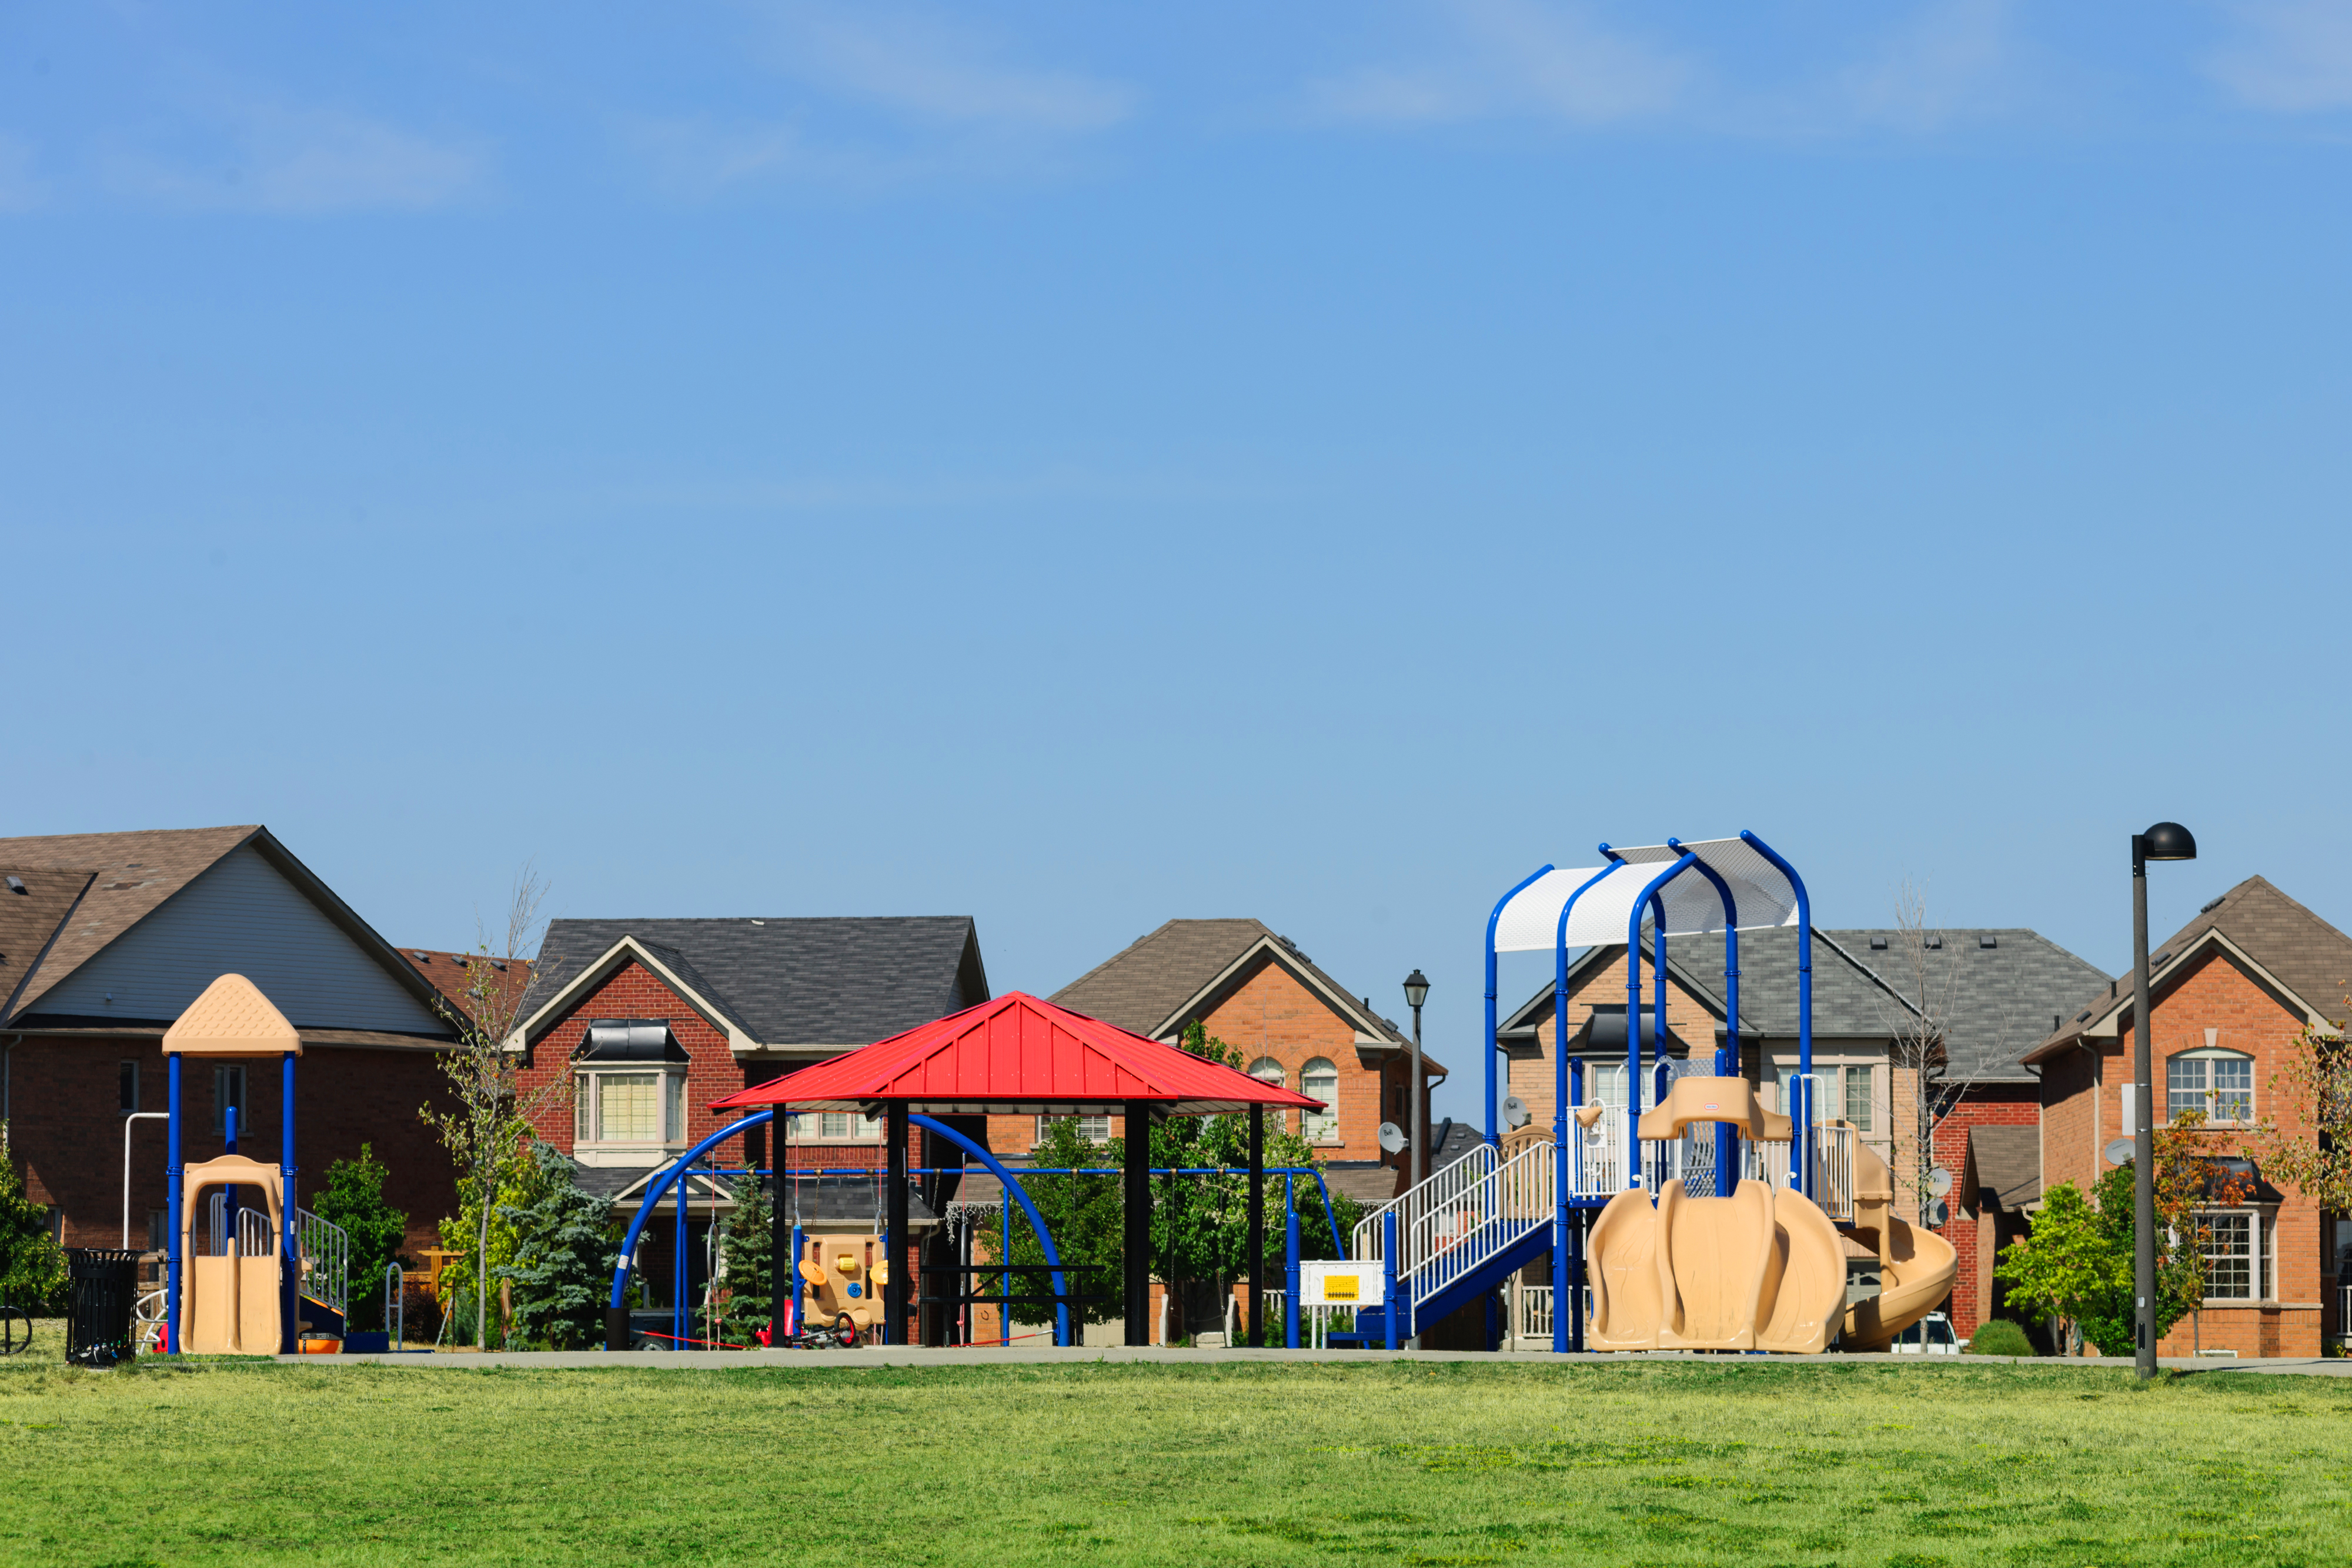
5;3;2350;1124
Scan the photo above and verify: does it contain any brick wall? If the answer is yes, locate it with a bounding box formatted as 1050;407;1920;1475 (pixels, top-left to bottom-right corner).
9;1034;458;1258
1506;957;1719;1128
1936;1082;2039;1337
2040;947;2328;1358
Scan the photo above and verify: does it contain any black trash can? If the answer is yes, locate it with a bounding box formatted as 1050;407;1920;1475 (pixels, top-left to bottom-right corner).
65;1249;142;1366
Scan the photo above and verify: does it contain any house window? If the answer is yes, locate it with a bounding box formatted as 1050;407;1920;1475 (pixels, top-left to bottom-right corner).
1034;1114;1110;1145
1248;1057;1288;1133
815;1111;883;1141
2169;1049;2254;1125
1843;1065;1876;1132
2199;1210;2264;1301
1301;1058;1339;1143
1583;1061;1628;1110
211;1065;246;1136
119;1060;140;1116
575;1069;684;1145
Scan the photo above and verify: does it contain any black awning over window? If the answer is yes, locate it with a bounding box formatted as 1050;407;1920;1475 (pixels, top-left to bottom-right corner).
1580;1007;1679;1054
576;1018;687;1063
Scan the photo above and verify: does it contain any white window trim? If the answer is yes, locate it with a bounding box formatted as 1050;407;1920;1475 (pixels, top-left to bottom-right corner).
784;1111;884;1144
1301;1058;1341;1146
573;1065;689;1166
2194;1206;2276;1304
2168;1048;2256;1128
1031;1114;1111;1148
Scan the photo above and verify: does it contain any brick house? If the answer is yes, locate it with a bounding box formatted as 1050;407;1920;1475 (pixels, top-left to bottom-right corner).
0;825;467;1259
1038;920;1445;1205
2022;875;2351;1358
505;916;989;1312
1501;923;2103;1338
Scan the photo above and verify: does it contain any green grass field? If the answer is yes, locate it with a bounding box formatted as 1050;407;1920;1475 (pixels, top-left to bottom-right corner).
4;1329;2348;1567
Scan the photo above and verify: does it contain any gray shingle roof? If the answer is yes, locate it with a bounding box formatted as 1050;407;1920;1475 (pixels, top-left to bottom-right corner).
532;917;986;1048
2026;875;2352;1061
1969;1124;2041;1211
1511;925;2107;1084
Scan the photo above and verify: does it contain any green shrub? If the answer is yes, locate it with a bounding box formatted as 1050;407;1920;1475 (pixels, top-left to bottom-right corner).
0;1125;66;1314
312;1144;409;1331
1966;1318;2036;1357
497;1143;616;1349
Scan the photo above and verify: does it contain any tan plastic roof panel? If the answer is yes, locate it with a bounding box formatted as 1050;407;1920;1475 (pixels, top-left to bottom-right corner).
162;973;302;1057
1635;1075;1792;1142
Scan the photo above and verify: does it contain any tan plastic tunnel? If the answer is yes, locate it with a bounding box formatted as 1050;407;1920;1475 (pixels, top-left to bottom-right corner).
179;1156;285;1355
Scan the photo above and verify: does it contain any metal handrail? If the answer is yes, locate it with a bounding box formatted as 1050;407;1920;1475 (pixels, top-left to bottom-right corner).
1810;1125;1856;1222
1396;1138;1551;1308
1351;1142;1498;1265
295;1207;349;1321
385;1263;405;1347
1573;1116;1623;1197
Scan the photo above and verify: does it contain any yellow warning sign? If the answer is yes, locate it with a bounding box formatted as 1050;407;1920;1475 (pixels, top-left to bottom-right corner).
1324;1274;1361;1302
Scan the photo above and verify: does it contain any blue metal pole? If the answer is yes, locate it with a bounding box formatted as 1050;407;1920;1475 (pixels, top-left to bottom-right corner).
1382;1209;1399;1350
1669;841;1742;1198
1740;831;1812;1196
789;1221;803;1337
1487;864;1555;1151
1284;1176;1301;1350
906;1115;1072;1349
166;1052;182;1355
609;1112;773;1318
1624;854;1696;1192
1553;857;1621;1355
673;1161;688;1349
280;1050;296;1353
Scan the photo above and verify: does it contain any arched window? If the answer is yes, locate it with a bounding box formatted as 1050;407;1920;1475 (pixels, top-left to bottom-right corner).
1302;1058;1339;1143
1248;1057;1288;1134
2169;1048;2255;1125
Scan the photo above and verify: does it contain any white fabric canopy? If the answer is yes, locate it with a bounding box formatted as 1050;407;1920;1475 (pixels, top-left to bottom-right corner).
1489;837;1802;954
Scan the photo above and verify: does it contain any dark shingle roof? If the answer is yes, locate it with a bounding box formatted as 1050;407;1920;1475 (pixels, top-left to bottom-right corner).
1969;1124;2042;1211
1512;925;2107;1084
531;917;986;1048
0;825;263;1017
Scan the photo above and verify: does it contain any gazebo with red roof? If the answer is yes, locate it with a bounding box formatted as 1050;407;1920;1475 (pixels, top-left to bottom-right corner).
712;990;1322;1348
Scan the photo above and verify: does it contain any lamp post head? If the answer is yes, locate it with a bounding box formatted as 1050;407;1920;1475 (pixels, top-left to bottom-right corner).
2140;821;2197;861
1403;969;1429;1010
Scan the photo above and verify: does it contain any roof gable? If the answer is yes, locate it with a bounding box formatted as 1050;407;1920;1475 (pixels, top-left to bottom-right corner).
0;867;95;1019
2027;876;2352;1060
526;916;986;1051
18;840;446;1034
1051;918;1411;1047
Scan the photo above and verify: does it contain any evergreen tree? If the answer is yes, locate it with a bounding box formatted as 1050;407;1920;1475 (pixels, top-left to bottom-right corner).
714;1175;773;1345
312;1143;409;1331
496;1142;616;1349
0;1125;66;1313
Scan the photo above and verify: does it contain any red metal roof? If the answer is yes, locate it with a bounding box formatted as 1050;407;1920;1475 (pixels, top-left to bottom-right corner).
708;991;1326;1116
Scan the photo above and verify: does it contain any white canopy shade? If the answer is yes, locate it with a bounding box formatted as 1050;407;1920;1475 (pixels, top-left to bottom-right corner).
1489;837;1802;954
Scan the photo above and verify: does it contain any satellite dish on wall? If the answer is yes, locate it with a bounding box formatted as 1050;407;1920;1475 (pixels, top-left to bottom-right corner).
2104;1138;2134;1167
1502;1096;1532;1129
1377;1122;1407;1155
1928;1167;1953;1198
1927;1198;1949;1228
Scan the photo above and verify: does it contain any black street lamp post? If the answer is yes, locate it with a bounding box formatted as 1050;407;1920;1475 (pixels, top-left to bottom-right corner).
2133;821;2197;1380
1403;970;1430;1193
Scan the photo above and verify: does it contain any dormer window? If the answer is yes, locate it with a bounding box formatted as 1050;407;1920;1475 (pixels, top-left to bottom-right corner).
2168;1047;2254;1125
573;1018;688;1159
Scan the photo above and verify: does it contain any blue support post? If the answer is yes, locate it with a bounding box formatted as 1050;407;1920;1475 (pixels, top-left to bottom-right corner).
1625;854;1696;1192
280;1050;297;1353
1382;1209;1399;1350
1284;1176;1300;1349
166;1053;182;1355
673;1163;689;1349
1740;831;1812;1196
1487;864;1555;1151
1669;841;1743;1198
789;1221;804;1338
1553;857;1622;1354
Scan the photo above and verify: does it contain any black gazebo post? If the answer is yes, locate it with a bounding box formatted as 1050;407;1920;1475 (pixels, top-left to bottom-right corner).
886;1102;910;1347
1247;1105;1265;1348
1124;1101;1152;1346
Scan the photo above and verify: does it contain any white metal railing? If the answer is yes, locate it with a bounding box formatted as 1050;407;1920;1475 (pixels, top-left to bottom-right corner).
1573;1116;1623;1197
236;1206;273;1257
1402;1139;1551;1308
1514;1282;1552;1345
1352;1142;1499;1269
296;1208;349;1323
1810;1124;1856;1222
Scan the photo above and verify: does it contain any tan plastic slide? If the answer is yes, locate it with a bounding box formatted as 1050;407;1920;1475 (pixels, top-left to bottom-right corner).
1839;1135;1959;1350
1583;1077;1847;1354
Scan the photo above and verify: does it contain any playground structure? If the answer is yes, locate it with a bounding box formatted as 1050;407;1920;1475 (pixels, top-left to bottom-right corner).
1339;832;1956;1353
161;974;355;1356
609;991;1326;1350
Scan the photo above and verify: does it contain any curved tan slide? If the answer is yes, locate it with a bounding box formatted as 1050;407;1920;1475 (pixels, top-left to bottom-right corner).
1756;1186;1846;1354
1586;1188;1663;1350
1843;1215;1959;1349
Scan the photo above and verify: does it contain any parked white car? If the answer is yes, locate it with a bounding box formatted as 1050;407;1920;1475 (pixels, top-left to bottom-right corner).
1888;1312;1959;1355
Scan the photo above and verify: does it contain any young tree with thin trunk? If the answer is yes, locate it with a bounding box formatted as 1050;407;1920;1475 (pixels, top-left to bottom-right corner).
1867;882;1998;1229
419;865;561;1349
